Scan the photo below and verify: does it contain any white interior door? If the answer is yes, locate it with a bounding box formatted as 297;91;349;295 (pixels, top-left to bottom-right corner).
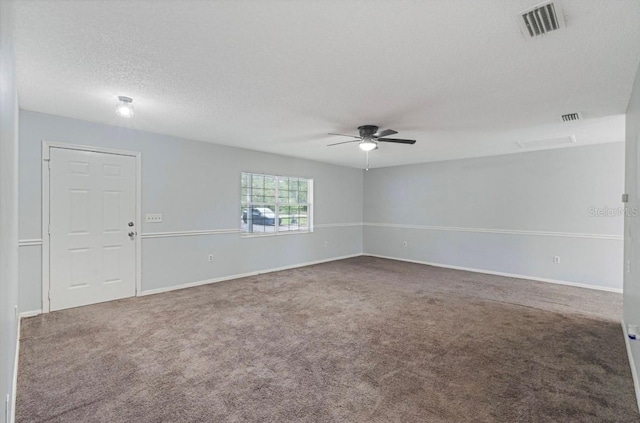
49;147;137;311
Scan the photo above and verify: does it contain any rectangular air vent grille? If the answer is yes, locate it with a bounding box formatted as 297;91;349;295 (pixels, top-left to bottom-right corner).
517;135;576;149
561;112;581;122
519;1;565;38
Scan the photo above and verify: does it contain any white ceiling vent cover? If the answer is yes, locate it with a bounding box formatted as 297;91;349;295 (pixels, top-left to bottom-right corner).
518;1;565;38
561;112;581;122
517;135;576;149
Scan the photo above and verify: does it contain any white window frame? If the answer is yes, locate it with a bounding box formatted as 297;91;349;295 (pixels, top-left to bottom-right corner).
241;172;313;237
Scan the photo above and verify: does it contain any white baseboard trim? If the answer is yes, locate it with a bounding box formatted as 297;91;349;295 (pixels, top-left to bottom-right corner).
19;310;42;319
10;311;44;422
139;271;261;297
10;316;21;423
364;253;622;293
622;320;640;413
138;253;363;297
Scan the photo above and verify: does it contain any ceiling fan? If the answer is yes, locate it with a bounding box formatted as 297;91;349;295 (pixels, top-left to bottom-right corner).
327;125;416;151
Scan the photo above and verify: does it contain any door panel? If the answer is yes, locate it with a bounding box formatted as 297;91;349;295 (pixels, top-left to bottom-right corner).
49;147;137;311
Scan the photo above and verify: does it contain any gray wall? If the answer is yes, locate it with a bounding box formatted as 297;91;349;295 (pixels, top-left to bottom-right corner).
19;110;363;312
364;143;624;291
0;0;20;419
624;57;640;397
19;108;626;316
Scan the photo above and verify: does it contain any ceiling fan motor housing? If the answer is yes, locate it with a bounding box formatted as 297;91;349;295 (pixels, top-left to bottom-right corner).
358;125;379;139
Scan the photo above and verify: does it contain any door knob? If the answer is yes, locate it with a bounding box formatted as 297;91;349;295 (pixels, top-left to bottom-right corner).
128;231;135;237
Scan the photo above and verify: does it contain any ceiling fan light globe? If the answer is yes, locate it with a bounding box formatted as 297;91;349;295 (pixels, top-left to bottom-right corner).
359;140;377;151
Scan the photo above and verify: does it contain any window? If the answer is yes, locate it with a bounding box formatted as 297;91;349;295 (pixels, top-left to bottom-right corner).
241;172;313;236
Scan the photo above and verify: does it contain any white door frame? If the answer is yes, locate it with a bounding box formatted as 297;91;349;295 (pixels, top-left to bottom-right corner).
41;141;142;313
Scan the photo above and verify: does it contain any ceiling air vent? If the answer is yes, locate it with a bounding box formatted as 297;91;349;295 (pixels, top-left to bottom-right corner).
518;1;565;38
561;112;581;122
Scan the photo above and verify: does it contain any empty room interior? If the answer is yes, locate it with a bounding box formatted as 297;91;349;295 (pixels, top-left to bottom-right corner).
3;0;640;421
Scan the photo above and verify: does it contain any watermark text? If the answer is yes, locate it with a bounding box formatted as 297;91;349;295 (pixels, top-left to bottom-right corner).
588;206;639;217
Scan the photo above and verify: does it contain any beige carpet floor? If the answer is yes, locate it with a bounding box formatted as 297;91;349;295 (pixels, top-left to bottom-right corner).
17;256;638;422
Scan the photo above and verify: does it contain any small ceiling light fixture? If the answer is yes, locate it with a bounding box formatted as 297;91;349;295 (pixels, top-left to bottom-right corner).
116;96;134;118
359;138;377;151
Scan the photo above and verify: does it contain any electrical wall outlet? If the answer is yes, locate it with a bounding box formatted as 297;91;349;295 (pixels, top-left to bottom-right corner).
403;241;408;247
145;213;163;223
554;256;560;264
324;241;328;247
208;254;214;262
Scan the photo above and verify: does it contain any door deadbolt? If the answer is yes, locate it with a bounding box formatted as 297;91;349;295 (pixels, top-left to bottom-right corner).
128;222;134;227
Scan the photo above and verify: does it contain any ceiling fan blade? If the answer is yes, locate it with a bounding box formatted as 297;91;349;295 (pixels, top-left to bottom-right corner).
374;129;398;138
376;138;416;144
327;140;361;147
328;132;361;139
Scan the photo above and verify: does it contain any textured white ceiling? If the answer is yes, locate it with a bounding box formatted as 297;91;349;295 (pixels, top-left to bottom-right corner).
13;0;640;168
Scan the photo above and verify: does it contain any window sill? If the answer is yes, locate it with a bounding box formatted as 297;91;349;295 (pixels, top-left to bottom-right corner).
241;229;313;238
